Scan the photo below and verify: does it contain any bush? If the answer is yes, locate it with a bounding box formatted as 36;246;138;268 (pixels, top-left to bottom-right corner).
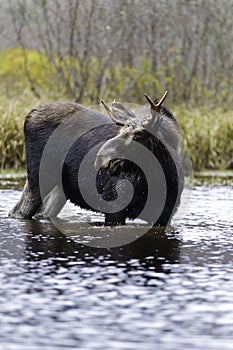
0;48;232;171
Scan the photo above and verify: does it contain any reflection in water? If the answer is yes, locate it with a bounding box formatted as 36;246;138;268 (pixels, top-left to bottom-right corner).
22;219;180;272
0;178;233;350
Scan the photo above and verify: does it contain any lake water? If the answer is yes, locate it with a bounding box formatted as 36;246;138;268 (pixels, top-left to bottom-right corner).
0;174;233;350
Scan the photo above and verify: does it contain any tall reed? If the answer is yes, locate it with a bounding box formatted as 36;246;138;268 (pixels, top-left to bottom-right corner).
0;93;232;171
174;106;233;171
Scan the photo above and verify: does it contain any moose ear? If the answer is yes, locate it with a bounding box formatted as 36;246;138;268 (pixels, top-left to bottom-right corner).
112;102;136;123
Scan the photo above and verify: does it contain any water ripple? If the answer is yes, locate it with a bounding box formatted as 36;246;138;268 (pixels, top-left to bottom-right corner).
0;181;233;350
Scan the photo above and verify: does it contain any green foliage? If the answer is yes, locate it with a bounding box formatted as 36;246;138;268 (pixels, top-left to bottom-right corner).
0;97;25;170
174;106;233;171
0;92;232;171
0;48;232;171
0;93;49;170
1;48;232;107
0;48;64;98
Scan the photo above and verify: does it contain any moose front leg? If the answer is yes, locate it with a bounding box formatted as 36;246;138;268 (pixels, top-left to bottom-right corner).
9;180;42;219
35;185;67;218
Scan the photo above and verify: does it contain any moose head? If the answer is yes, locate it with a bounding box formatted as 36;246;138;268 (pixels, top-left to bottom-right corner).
94;91;169;172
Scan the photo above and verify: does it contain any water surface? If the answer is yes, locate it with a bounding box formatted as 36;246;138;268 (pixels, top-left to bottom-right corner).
0;174;233;350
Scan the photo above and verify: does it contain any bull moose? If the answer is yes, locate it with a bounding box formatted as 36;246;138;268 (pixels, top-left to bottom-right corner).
9;91;184;226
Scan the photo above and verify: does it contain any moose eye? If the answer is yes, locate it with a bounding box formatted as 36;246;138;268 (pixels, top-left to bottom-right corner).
134;131;144;139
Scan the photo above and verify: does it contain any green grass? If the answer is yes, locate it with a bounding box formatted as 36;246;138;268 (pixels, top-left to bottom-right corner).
0;92;49;170
0;93;232;172
174;106;233;171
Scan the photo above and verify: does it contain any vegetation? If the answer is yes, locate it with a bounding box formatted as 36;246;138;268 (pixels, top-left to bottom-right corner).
0;91;39;170
0;94;232;171
1;0;232;107
174;106;233;171
0;1;232;171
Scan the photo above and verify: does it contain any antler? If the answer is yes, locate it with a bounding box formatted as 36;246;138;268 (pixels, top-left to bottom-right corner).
144;90;168;126
101;100;125;126
145;90;168;112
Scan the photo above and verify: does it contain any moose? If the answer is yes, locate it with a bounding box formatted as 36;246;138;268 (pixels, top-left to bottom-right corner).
9;91;184;226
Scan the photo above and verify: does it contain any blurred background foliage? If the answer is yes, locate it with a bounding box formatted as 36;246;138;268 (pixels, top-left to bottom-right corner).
0;0;232;170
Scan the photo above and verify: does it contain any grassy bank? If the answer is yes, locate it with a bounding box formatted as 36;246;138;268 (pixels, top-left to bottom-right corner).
0;93;41;170
173;106;233;171
0;92;232;171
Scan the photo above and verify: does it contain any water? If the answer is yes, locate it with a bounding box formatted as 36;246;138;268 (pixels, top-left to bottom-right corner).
0;174;233;350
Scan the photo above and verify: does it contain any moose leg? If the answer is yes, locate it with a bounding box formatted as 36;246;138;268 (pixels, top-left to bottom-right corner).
35;185;66;218
9;180;42;219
